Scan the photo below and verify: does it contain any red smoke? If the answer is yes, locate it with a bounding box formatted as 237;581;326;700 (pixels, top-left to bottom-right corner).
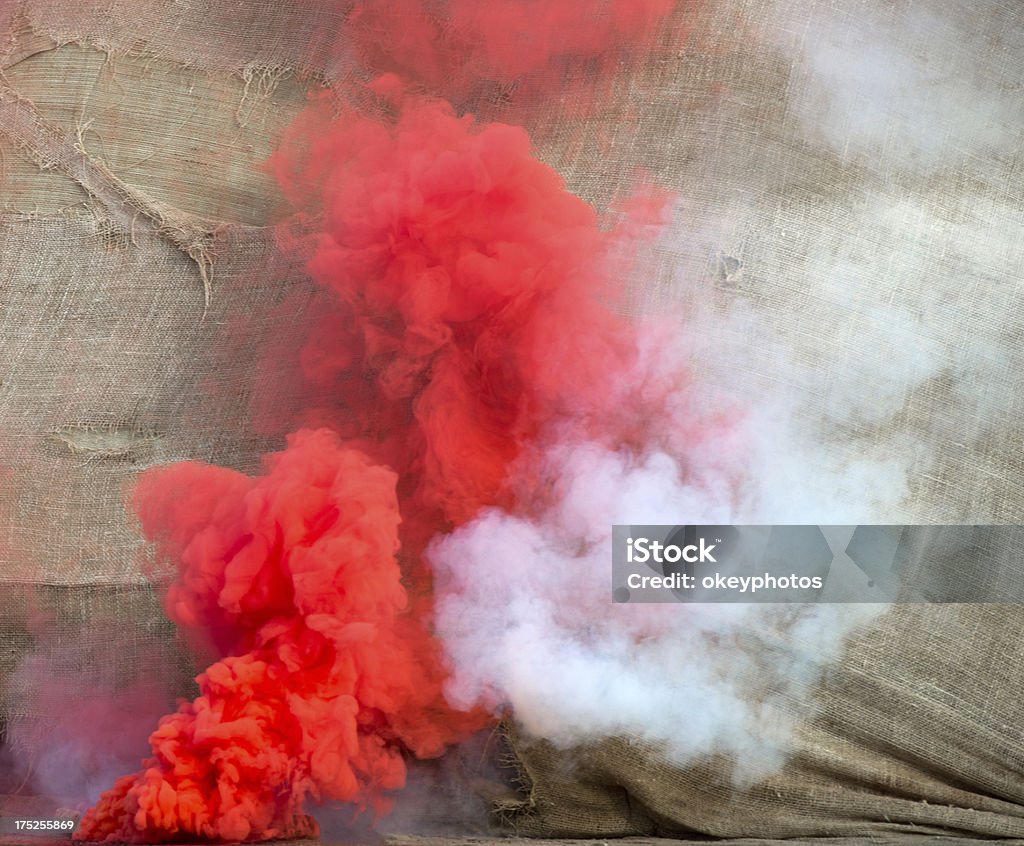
79;430;479;842
77;2;684;842
345;0;679;106
269;80;670;545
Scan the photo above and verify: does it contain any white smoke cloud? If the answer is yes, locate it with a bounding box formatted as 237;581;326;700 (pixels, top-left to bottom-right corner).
430;434;884;782
626;0;1024;528
427;280;903;777
426;0;1024;770
777;3;1024;171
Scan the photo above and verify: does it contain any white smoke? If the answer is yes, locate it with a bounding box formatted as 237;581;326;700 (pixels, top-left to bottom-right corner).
426;0;1024;794
428;298;897;778
777;3;1024;171
430;433;883;781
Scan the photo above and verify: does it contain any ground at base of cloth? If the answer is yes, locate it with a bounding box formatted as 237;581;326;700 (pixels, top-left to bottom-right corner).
8;838;1024;846
2;797;1022;846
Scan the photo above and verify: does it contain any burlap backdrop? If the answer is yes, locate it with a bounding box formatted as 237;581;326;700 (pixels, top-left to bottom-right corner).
1;0;1023;837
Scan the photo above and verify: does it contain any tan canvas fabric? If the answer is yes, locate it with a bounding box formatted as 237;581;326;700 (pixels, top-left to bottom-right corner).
0;12;323;760
506;604;1024;838
2;0;1021;579
0;28;317;588
0;584;195;761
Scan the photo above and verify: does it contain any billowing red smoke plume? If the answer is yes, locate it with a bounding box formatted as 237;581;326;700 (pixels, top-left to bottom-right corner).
78;2;684;842
270;79;673;551
79;430;482;842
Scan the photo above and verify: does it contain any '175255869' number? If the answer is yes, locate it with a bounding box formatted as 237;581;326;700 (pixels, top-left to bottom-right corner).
15;820;76;830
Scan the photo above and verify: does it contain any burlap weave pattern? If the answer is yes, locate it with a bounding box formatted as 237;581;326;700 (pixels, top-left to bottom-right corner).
0;4;321;758
506;604;1024;837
